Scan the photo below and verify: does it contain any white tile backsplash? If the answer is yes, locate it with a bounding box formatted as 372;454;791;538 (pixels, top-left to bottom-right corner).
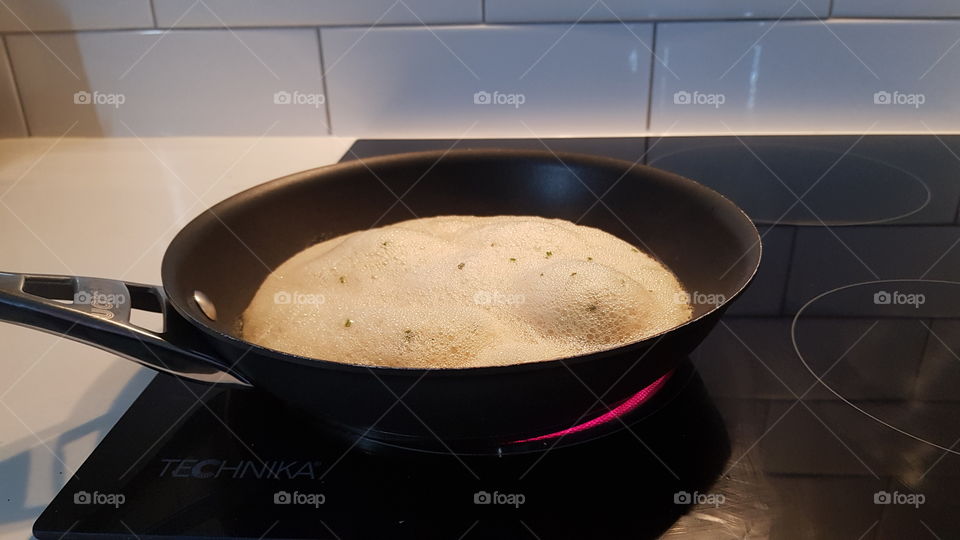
0;0;153;32
0;6;958;136
321;24;653;137
153;0;481;28
651;20;960;133
486;0;830;23
6;29;327;136
0;39;27;137
833;0;960;18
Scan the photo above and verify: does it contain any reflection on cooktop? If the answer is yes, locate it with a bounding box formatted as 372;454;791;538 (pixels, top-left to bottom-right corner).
34;360;732;540
27;136;960;540
648;141;932;226
793;279;960;454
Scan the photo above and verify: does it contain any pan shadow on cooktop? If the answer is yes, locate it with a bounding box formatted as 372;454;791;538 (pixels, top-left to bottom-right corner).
34;358;730;540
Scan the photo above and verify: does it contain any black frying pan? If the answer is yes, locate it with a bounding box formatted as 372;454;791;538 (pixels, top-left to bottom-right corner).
0;149;760;454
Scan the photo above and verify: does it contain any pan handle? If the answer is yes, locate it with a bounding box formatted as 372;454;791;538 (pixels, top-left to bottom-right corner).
0;271;251;388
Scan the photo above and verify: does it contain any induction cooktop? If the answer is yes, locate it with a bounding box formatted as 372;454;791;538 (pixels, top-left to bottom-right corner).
33;135;960;539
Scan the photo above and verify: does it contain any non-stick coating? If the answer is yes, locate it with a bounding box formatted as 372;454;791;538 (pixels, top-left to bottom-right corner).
161;149;760;451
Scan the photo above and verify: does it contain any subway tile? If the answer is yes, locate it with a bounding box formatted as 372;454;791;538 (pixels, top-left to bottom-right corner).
833;0;960;18
794;318;929;400
0;0;153;32
794;279;960;319
321;24;652;137
763;400;960;479
486;0;829;23
0;39;26;137
786;227;960;312
651;21;960;133
722;226;793;316
6;29;327;136
698;317;928;401
694;318;798;399
646;136;960;226
914;319;960;401
154;0;480;28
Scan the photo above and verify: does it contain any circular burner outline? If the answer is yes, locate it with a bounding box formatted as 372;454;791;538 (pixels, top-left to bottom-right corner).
648;144;932;226
350;362;702;456
791;278;960;455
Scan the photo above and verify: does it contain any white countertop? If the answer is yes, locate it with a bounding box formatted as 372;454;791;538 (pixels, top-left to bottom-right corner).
0;136;355;540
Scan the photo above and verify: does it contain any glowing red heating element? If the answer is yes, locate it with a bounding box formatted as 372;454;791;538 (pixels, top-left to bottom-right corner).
513;369;674;443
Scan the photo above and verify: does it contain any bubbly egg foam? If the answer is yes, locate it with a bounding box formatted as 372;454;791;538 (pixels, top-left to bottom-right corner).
241;215;693;368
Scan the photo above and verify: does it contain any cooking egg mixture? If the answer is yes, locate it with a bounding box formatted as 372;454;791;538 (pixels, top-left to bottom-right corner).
242;216;692;368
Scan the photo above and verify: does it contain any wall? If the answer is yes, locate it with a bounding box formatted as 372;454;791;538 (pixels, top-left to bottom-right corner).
1;0;959;138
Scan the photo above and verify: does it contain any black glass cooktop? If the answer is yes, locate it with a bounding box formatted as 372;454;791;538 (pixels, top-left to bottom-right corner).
34;136;960;539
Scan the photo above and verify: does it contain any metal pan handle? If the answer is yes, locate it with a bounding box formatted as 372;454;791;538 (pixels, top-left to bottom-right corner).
0;271;250;388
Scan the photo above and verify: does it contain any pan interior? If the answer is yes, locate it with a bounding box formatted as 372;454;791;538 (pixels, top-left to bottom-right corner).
161;150;760;346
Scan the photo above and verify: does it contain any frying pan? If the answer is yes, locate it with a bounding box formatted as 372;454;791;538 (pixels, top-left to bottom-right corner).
0;149;761;453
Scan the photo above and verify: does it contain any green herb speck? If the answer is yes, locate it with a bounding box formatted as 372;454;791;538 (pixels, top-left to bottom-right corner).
545;251;553;258
509;257;517;262
344;319;353;327
457;262;465;270
338;276;346;284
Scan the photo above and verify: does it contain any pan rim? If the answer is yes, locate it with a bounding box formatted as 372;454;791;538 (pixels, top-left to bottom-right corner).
161;148;762;375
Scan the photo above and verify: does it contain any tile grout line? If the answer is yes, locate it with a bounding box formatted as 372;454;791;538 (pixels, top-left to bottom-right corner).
909;316;936;402
644;22;657;132
148;0;159;28
953;159;960;222
2;35;31;136
316;27;334;135
777;225;800;316
0;15;943;37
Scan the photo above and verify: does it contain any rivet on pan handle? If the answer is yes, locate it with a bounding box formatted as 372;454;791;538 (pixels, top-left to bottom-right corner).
0;271;250;388
193;290;217;321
